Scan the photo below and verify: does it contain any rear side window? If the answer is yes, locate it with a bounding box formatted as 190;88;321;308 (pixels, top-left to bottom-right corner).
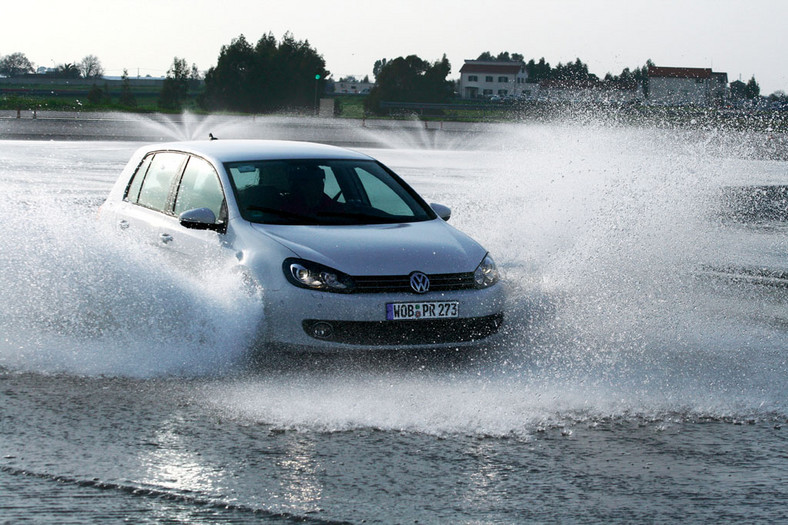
136;152;185;212
174;156;225;220
125;155;152;203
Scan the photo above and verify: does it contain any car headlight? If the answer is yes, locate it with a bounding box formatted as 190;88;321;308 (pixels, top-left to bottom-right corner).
474;254;499;288
283;258;355;293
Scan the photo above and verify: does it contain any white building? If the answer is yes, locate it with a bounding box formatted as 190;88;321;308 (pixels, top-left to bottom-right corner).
648;66;728;106
333;79;373;95
458;60;528;99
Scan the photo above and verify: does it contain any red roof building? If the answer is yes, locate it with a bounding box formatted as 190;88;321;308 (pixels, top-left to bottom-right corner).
648;66;728;106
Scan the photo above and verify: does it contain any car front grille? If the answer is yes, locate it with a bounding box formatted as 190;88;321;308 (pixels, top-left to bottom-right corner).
353;272;476;293
302;313;503;346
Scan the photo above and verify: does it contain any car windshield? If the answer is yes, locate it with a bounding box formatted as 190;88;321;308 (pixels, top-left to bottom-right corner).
225;159;435;225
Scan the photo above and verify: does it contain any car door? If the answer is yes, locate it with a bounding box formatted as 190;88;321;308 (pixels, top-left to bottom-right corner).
167;154;231;266
114;151;186;249
113;151;229;266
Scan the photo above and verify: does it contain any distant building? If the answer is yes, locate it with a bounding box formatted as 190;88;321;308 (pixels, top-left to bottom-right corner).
333;79;373;95
648;66;729;106
458;60;528;99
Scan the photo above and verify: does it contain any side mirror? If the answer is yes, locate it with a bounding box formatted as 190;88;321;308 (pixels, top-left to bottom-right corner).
179;207;220;230
430;203;451;221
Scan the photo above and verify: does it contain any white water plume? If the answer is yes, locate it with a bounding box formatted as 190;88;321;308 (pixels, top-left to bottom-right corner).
0;121;786;425
201;120;788;434
0;198;262;377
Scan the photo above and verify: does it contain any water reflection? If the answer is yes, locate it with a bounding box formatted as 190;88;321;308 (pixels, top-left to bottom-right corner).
139;416;222;494
276;435;324;512
462;440;508;508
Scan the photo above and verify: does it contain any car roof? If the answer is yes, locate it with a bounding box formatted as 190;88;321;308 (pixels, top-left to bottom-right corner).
141;139;373;164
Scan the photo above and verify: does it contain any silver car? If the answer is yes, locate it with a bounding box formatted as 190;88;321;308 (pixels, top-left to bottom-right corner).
100;140;504;351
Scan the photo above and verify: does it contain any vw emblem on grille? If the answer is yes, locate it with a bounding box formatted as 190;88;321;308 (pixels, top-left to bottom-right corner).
409;271;430;294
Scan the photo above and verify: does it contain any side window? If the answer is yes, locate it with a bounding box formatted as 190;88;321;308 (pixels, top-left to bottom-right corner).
355;167;414;216
174;156;225;220
137;152;185;212
124;154;153;203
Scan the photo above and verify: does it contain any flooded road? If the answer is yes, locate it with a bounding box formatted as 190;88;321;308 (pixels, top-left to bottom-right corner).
1;115;787;522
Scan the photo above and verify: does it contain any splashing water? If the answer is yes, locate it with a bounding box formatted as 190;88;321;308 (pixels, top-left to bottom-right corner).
199;119;787;433
1;119;787;431
0;194;262;377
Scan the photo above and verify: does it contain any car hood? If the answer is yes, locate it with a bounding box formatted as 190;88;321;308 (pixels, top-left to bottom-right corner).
250;219;487;275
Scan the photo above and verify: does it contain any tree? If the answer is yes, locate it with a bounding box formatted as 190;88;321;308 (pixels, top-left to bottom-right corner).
745;76;760;99
768;90;787;103
603;66;640;92
550;58;596;83
273;32;330;111
364;54;453;115
159;57;190;110
189;63;202;89
202;32;329;113
87;83;110;105
476;51;524;62
373;58;388;80
525;57;551;83
79;55;104;78
202;35;257;111
56;63;81;79
633;59;654;97
0;52;34;77
119;69;137;107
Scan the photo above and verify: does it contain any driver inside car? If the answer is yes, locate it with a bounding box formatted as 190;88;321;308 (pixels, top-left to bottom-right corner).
282;164;340;217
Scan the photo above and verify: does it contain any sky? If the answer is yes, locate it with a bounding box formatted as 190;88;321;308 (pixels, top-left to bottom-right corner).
2;0;786;94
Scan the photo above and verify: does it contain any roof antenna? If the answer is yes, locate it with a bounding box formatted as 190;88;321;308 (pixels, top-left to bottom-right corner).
209;133;218;140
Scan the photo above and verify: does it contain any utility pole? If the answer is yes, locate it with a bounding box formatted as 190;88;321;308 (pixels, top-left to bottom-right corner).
314;74;321;116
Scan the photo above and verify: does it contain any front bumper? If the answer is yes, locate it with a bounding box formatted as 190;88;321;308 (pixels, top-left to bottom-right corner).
260;283;506;351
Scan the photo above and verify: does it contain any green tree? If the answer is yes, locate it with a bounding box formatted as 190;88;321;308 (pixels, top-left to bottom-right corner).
745;76;760;99
202;32;329;113
202;35;257;111
55;63;81;79
550;58;596;83
87;83;110;105
364;54;453;115
768;90;787;103
189;63;202;89
476;51;524;62
0;52;34;77
119;69;137;107
373;58;388;80
273;32;330;111
633;59;654;97
159;57;190;110
525;57;551;83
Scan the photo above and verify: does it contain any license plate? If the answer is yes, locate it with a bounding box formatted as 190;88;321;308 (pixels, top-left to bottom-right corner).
386;301;459;320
